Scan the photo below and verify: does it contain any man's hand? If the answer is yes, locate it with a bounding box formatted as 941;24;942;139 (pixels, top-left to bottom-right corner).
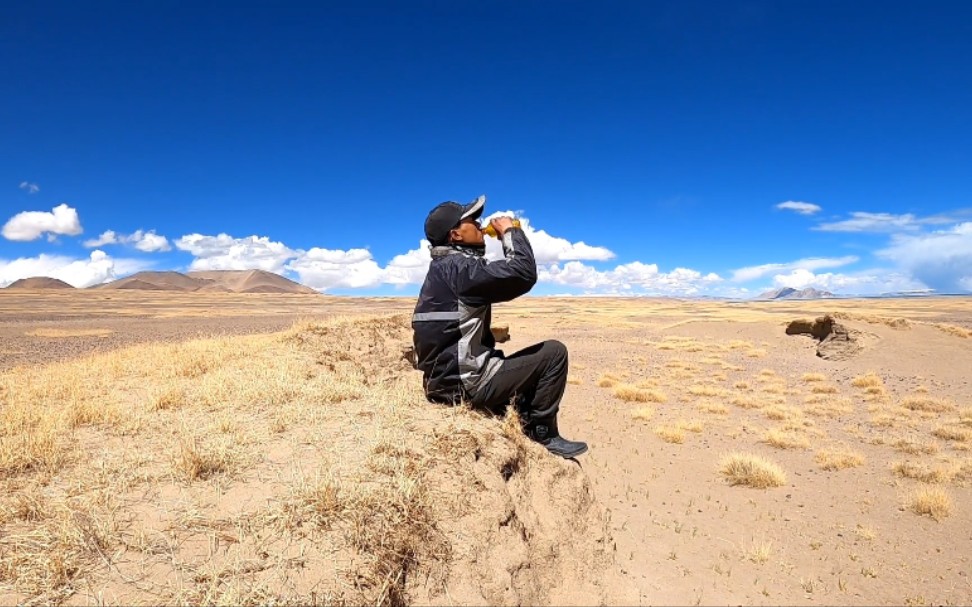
489;216;515;237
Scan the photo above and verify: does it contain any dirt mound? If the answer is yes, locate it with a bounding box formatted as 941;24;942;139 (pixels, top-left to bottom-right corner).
5;277;74;289
188;270;318;294
786;314;862;359
287;316;619;605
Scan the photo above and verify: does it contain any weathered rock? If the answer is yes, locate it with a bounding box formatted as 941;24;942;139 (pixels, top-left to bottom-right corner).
785;315;861;360
491;324;511;343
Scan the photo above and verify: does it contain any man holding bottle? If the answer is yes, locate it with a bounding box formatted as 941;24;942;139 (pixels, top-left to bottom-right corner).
411;195;588;458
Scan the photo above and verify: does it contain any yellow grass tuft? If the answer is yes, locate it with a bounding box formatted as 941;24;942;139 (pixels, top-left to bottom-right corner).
931;425;972;443
654;425;685;444
688;385;727;397
892;461;957;484
733;381;750;390
596;373;620;388
696;401;729;415
801;373;826;383
851;373;883;388
730;395;763;409
613;383;667;403
719;453;787;488
901;397;956;413
763;429;811;450
811;384;839;394
815;449;865;470
631;406;655;421
909;487;952;520
25;328;115;338
893;439;940;455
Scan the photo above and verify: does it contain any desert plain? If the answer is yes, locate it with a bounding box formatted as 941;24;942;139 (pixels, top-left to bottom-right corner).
1;289;971;606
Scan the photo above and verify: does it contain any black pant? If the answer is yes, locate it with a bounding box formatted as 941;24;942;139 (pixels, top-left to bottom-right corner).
469;340;568;426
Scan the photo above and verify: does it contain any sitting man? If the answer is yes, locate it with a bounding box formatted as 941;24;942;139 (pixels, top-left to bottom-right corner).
411;195;588;458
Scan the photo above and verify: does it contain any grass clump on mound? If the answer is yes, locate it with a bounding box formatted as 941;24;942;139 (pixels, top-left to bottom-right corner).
719;453;787;488
910;487;953;520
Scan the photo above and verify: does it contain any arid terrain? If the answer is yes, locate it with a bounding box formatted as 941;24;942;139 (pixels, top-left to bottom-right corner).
1;290;971;605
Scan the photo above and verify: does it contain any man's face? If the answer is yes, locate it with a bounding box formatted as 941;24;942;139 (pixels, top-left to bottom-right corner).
449;217;485;246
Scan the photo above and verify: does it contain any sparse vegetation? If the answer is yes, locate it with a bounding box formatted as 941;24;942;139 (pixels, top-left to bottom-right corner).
613;383;667;403
815;449;865;470
764;429;810;450
901;396;956;413
720;453;787;488
909;487;953;520
851;373;883;388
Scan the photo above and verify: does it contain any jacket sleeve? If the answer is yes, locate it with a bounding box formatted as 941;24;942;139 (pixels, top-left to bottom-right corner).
458;228;538;306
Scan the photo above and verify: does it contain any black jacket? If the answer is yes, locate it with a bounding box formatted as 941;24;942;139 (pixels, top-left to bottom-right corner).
412;228;537;403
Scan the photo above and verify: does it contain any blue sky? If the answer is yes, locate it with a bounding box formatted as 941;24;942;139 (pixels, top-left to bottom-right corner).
3;1;971;296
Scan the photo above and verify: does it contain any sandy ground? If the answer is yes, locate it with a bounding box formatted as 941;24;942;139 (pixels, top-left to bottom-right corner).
2;290;971;605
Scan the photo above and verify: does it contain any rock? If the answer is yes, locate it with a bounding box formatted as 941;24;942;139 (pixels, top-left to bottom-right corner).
491;325;511;343
785;315;862;360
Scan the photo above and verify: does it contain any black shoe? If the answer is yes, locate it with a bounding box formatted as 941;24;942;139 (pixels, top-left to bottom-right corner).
539;435;589;458
527;421;588;458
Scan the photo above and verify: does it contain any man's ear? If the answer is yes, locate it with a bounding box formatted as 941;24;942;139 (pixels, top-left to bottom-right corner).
448;227;462;243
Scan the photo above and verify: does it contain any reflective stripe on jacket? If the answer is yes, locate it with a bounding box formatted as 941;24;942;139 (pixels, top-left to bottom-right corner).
412;228;537;404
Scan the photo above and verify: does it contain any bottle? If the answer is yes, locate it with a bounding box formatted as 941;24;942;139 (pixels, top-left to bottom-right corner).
482;218;522;238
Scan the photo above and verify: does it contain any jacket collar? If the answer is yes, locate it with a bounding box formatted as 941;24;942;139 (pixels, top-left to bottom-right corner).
430;244;486;258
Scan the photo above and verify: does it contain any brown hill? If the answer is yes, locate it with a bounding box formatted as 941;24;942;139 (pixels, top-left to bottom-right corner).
96;270;318;294
187;270;318;294
5;277;75;289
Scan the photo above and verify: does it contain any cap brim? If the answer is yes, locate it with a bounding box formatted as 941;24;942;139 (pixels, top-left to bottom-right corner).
460;195;485;221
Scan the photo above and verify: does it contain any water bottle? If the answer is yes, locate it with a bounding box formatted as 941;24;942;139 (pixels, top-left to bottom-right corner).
482;218;522;238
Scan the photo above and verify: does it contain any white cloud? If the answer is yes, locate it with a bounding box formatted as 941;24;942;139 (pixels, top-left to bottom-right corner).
2;203;83;241
876;222;972;293
813;211;955;233
286;248;384;290
482;211;614;263
19;181;40;194
776;201;821;215
539;260;722;296
83;229;171;252
0;250;150;288
731;256;859;283
384;241;432;286
175;233;296;272
768;268;926;296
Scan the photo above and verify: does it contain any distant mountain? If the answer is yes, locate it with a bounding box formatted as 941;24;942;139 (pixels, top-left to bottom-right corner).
95;270;318;294
5;277;75;289
756;287;835;300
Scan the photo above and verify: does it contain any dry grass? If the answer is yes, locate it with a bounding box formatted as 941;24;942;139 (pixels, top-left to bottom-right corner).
893;439;940;455
688;385;728;397
596;373;621;388
719;453;787;488
932;323;972;338
801;373;826;383
931;425;972;442
730;395;763;410
892;461;957;484
763;429;811;450
24;328;115;338
747;540;772;564
654;426;685;444
696;401;729;415
613;383;667;403
815;449;865;470
851;373;883;388
901;396;957;413
909;487;953;520
631;407;655;422
811;384;839;394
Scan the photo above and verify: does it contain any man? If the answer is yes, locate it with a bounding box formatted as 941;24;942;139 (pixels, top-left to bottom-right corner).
411;195;588;458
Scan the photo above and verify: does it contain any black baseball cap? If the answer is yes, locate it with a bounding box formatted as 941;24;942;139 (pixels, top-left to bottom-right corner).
424;195;486;246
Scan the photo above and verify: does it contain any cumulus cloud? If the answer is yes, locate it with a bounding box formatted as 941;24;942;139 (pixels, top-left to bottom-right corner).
2;203;83;241
0;250;150;288
384;241;432;286
19;181;40;194
876;222;972;293
540;261;722;296
731;256;859;283
175;233;297;273
767;267;926;296
482;211;614;263
776;201;821;215
286;248;384;290
83;229;171;252
813;211;955;233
